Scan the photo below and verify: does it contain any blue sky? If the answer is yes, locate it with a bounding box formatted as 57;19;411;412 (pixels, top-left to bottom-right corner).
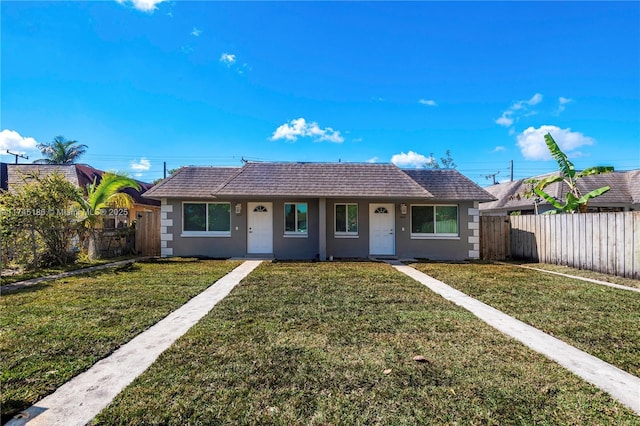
2;1;639;185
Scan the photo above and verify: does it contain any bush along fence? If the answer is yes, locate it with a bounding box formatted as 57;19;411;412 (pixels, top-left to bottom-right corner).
481;211;640;279
1;226;135;273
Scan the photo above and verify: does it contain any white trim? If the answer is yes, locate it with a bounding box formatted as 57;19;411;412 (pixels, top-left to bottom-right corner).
180;232;231;238
182;201;231;234
283;234;308;239
334;203;359;237
160;199;173;257
409;204;459;238
335;235;359;239
284;202;308;235
467;202;481;259
410;235;460;240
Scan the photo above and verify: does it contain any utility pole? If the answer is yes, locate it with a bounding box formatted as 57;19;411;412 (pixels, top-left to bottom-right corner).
485;171;500;185
6;150;28;164
163;161;167;179
510;160;514;182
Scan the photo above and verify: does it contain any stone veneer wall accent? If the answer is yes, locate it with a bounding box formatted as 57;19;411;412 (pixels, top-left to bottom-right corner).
467;202;480;259
160;198;173;257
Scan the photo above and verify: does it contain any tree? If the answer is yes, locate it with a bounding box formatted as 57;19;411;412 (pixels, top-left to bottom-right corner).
0;172;84;267
526;133;613;214
426;150;457;169
77;172;140;259
34;136;88;164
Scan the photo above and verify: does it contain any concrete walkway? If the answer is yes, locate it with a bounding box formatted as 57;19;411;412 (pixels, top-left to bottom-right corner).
8;260;262;426
1;257;151;293
393;263;640;416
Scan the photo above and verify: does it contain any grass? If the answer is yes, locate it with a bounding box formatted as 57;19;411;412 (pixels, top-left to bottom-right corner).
0;255;136;286
94;262;638;425
513;261;640;289
411;261;640;377
0;258;241;422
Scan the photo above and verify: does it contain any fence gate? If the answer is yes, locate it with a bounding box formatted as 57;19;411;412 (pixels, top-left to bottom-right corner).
480;216;510;260
135;210;160;256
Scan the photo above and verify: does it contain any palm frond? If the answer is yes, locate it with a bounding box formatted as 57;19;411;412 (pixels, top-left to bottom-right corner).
544;133;575;179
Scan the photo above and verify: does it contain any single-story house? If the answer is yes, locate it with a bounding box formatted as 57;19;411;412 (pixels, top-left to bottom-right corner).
480;170;640;216
143;162;496;260
4;163;160;226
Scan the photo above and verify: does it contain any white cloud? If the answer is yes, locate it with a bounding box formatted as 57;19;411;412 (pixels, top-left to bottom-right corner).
0;129;38;156
556;96;573;113
130;157;151;172
496;93;543;127
191;27;202;37
495;114;513;127
390;151;431;169
116;0;167;13
270;118;344;143
220;53;236;66
418;99;437;106
367;157;379;163
527;93;543;106
492;146;506;153
517;125;595;160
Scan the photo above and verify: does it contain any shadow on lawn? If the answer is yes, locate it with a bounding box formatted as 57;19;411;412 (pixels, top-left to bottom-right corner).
0;263;142;296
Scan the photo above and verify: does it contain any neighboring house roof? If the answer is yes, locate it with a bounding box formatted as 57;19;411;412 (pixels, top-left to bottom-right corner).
480;170;640;213
144;162;495;201
6;164;159;207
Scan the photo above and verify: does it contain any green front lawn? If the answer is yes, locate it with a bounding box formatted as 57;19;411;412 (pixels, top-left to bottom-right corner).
0;258;241;422
94;262;638;424
412;262;640;377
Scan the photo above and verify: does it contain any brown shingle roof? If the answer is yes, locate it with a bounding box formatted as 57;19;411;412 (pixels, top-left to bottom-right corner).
213;163;433;198
402;169;496;202
144;162;495;201
142;166;241;199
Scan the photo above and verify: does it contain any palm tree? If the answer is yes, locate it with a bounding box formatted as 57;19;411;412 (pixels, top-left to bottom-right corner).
77;172;141;259
34;136;88;164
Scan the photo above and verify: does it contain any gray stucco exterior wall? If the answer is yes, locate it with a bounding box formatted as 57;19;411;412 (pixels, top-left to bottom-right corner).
161;198;479;260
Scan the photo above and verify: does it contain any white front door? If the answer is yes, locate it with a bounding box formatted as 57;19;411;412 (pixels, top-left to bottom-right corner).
369;203;395;255
247;202;273;254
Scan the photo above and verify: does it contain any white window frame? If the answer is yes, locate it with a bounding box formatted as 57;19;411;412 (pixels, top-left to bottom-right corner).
410;204;460;239
181;201;231;237
334;203;359;238
284;202;308;237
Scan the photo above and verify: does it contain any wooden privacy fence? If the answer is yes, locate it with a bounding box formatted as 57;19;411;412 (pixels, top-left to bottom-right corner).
480;216;510;261
135;210;160;256
481;211;640;279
